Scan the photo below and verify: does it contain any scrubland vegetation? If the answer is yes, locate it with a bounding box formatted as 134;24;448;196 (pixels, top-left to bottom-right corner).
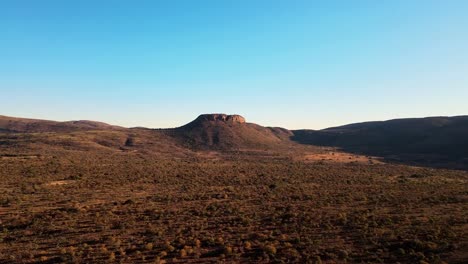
0;115;467;263
1;149;466;263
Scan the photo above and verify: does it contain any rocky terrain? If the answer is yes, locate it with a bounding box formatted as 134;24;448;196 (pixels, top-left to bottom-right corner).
192;114;246;124
0;113;467;263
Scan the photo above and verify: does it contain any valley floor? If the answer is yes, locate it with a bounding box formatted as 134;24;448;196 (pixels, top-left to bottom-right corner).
0;150;467;263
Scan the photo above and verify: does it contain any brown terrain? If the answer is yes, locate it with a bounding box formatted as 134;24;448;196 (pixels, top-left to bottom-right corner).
0;114;467;263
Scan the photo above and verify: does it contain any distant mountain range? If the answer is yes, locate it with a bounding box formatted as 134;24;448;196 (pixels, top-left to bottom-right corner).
1;114;467;169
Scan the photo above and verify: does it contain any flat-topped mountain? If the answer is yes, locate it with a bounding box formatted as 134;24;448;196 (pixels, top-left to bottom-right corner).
193;114;246;124
169;113;291;149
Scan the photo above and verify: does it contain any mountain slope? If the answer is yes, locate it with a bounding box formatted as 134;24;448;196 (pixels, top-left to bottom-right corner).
292;116;468;168
0;115;188;157
0;115;119;133
0;114;294;154
165;114;293;149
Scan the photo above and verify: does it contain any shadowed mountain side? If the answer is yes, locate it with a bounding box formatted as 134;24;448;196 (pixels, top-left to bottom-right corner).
292;116;468;170
164;114;293;150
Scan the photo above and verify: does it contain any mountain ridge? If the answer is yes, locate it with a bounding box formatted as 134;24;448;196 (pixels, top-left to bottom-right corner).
0;115;121;133
292;115;468;169
1;113;467;169
2;113;466;132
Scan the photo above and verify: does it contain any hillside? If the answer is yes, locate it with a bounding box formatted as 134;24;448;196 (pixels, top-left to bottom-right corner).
0;114;296;158
0;115;120;133
292;116;468;169
0;115;189;158
164;114;293;150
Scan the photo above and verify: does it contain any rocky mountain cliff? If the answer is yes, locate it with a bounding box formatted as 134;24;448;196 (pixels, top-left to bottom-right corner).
193;114;246;124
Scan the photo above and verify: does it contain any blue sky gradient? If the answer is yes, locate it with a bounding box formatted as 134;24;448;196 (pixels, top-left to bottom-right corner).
1;0;467;129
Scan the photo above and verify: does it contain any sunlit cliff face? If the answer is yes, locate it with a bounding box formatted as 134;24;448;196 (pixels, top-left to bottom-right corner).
195;114;246;124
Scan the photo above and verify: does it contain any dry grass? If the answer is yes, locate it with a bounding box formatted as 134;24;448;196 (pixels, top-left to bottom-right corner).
300;151;384;165
0;146;467;263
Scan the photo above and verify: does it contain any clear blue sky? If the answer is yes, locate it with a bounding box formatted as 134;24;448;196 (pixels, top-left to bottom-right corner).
1;0;467;129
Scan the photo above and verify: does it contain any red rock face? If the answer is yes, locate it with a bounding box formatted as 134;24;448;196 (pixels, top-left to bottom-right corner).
196;114;246;124
226;115;246;123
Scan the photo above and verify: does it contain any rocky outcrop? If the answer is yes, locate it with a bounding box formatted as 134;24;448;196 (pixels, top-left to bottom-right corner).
172;113;292;150
195;114;246;124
